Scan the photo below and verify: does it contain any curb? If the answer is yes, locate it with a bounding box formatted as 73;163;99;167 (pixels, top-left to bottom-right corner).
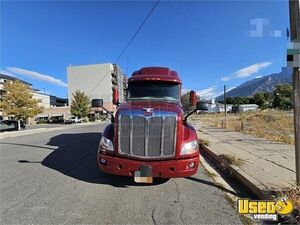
200;143;267;200
0;127;68;139
199;156;257;225
200;144;300;224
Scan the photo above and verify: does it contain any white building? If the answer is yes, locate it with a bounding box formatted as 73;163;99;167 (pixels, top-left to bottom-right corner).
198;99;217;113
32;91;51;109
0;73;32;94
216;104;233;113
197;99;232;113
238;104;259;112
0;73;68;122
0;74;53;109
67;63;126;112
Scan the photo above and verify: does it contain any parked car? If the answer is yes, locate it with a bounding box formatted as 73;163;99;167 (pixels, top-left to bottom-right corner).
65;116;82;124
0;120;26;132
48;116;64;124
35;116;50;124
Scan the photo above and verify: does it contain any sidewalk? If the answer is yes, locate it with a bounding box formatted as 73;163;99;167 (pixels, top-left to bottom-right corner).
0;121;106;139
192;121;296;198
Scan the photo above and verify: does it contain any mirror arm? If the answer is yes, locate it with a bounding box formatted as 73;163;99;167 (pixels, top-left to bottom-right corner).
96;106;115;123
183;108;197;121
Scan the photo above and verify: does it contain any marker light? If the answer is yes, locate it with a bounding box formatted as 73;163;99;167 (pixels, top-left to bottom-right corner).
188;162;196;168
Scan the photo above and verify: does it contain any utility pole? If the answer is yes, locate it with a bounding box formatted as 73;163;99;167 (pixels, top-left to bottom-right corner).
224;85;227;117
289;0;300;184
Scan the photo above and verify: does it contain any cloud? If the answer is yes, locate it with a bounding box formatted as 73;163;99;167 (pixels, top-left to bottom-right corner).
6;67;67;87
234;62;271;78
255;75;263;79
194;85;237;100
0;69;17;77
227;86;236;92
221;61;272;82
221;76;231;82
196;86;222;100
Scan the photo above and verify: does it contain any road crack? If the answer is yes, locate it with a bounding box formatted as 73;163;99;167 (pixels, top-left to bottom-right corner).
172;180;185;224
1;181;50;215
151;206;157;225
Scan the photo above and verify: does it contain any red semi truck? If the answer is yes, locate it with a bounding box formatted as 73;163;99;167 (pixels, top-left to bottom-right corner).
92;67;204;183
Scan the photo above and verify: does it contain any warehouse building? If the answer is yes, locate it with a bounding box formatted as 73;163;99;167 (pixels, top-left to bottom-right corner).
67;63;127;112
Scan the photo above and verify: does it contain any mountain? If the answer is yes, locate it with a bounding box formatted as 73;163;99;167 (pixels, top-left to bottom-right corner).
216;67;292;100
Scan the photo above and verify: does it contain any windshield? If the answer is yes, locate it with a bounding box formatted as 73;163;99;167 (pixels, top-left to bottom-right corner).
127;81;179;102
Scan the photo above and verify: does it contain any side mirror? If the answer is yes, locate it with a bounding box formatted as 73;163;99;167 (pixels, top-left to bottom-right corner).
189;90;197;107
91;99;103;108
91;98;115;123
113;88;119;105
196;101;209;111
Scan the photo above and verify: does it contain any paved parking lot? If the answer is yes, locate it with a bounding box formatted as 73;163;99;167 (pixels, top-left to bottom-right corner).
0;123;243;224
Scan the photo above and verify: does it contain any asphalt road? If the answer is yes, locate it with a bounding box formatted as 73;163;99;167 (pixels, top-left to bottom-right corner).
0;123;243;225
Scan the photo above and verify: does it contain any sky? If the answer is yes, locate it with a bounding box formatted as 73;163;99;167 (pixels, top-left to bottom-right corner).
0;0;290;99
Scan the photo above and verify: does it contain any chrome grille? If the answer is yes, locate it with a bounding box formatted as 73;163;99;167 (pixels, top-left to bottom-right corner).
118;114;177;158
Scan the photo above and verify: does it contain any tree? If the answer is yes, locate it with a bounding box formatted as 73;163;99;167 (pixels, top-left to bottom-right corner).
234;96;247;105
272;84;293;110
181;92;190;112
0;81;43;125
225;97;235;104
253;92;272;109
70;90;90;118
181;92;199;112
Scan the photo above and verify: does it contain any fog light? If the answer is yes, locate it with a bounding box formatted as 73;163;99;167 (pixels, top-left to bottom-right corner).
100;158;107;164
188;162;195;168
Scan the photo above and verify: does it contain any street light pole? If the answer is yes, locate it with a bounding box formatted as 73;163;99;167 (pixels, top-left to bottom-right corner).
289;0;300;184
224;85;227;117
293;68;300;185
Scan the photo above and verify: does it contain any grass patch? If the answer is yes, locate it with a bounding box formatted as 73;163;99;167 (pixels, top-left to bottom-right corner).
223;193;254;225
277;185;300;211
240;214;254;225
267;185;300;224
223;193;235;205
194;110;294;145
198;138;211;146
219;153;244;167
203;167;217;179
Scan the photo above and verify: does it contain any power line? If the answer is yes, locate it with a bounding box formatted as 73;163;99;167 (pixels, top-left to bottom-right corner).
115;0;160;63
89;0;160;94
89;68;112;94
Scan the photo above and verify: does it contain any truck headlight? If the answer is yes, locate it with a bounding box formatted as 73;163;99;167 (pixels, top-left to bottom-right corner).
180;140;199;155
99;136;114;151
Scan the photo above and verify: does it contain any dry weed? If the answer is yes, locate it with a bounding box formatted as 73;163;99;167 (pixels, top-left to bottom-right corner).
195;110;294;144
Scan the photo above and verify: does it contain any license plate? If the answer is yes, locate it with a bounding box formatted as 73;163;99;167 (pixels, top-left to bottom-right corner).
134;165;153;183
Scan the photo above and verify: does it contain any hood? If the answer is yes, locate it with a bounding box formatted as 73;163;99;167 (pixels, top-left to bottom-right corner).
116;100;183;118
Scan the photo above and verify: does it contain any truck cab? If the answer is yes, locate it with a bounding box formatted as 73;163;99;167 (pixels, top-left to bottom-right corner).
92;67;201;183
